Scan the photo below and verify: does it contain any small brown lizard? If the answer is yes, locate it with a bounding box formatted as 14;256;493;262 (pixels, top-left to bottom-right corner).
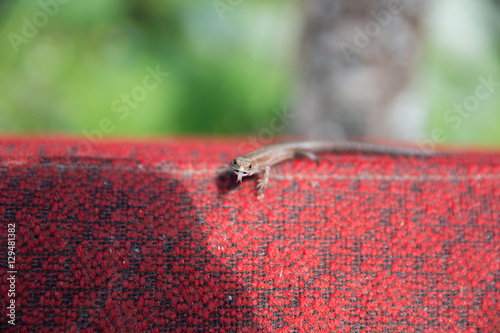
230;140;432;196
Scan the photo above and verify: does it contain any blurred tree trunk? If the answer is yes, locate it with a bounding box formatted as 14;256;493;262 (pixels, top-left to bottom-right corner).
292;0;427;141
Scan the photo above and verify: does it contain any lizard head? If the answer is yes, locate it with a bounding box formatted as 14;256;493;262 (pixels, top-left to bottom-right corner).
231;156;255;182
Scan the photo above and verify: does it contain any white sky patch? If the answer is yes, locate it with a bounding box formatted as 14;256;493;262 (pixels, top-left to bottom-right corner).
426;0;495;65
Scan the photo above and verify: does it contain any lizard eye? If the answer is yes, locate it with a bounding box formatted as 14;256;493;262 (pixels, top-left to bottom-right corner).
248;164;252;169
231;159;236;165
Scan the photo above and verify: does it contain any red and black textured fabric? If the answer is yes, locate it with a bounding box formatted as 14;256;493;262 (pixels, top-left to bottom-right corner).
1;137;499;332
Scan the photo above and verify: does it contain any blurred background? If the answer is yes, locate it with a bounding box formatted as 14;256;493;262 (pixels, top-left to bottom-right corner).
0;0;499;148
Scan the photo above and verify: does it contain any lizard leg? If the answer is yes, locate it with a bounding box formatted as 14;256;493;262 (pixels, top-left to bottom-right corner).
257;166;271;196
295;150;318;162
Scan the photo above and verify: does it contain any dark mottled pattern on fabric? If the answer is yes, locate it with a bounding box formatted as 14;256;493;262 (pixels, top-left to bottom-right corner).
1;138;499;332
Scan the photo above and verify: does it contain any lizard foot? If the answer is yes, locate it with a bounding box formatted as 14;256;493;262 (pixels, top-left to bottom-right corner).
257;177;268;195
295;150;319;162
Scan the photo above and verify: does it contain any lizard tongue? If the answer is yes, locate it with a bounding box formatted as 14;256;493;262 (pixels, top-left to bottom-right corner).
236;170;245;183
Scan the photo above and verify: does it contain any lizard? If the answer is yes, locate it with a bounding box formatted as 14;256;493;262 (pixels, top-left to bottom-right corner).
229;140;433;197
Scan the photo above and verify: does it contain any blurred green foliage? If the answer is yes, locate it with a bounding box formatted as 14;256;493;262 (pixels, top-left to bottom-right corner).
422;0;500;147
0;0;299;136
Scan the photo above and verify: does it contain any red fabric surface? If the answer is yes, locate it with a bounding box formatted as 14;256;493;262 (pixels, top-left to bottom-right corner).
1;137;499;332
